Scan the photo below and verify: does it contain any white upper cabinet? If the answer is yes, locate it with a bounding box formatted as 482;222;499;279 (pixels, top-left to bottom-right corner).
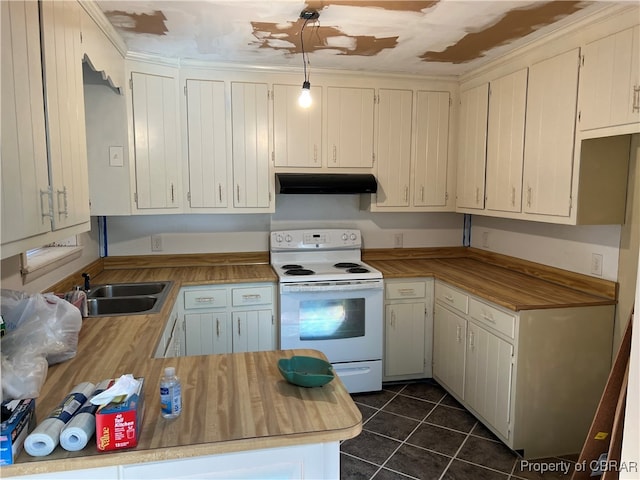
414;91;450;208
522;48;580;218
131;70;181;210
273;84;322;168
1;0;50;246
185;79;228;208
375;89;413;207
579;25;640;133
456;83;489;210
327;87;375;168
485;68;528;213
40;0;90;230
231;82;272;210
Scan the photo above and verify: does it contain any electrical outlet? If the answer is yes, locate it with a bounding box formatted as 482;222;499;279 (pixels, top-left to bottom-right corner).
151;235;163;252
393;233;403;248
591;253;603;276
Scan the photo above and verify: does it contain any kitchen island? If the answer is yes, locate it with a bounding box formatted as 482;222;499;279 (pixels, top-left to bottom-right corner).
2;262;361;479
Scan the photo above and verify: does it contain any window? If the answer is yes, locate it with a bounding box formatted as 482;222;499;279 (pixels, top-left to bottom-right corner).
21;236;82;283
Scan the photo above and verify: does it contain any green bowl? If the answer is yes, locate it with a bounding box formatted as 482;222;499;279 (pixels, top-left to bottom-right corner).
277;356;335;387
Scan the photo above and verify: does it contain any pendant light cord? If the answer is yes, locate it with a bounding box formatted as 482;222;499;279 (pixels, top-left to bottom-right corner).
300;17;311;83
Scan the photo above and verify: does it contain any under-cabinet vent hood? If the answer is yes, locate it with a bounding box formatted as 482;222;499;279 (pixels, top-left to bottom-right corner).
275;173;377;194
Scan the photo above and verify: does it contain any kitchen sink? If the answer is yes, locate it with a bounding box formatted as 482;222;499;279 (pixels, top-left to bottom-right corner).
87;281;170;298
85;281;173;317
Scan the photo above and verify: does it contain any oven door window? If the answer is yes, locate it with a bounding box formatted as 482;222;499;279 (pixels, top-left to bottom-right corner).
299;298;365;341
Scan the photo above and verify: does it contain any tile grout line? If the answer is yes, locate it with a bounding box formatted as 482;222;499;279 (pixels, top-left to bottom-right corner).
436;419;476;480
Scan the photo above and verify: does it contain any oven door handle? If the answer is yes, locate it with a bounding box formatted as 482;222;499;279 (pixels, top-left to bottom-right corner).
280;280;383;293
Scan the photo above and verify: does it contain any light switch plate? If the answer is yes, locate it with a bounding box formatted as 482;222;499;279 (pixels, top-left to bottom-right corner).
109;146;124;167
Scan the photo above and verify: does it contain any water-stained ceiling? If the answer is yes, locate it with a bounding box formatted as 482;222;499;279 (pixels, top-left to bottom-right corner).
97;0;613;76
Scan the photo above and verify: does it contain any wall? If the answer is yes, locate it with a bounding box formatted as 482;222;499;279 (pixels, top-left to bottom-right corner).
105;195;464;255
0;218;101;294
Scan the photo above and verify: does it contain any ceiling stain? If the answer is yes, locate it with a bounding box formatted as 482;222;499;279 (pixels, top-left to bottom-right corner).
251;21;398;56
421;0;589;64
304;1;438;13
103;9;168;36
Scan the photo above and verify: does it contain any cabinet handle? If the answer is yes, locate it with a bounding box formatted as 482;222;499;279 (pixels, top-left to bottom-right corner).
443;294;454;303
469;330;475;349
390;310;396;327
633;85;640;113
526;186;532;208
170;183;175;203
313;144;318;163
216;318;220;337
195;297;215;303
332;145;337;164
57;187;68;217
481;312;496;324
456;325;461;343
242;294;261;301
420;186;424;202
236;185;240;203
237;317;241;335
475;187;480;205
511;186;516;207
404;186;409;202
40;188;53;221
218;184;223;202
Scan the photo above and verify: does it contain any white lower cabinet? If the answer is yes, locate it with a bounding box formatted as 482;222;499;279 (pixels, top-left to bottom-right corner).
182;283;275;356
433;280;614;459
383;279;433;381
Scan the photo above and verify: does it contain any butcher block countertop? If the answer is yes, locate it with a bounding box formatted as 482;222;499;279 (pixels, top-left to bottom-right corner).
5;248;616;476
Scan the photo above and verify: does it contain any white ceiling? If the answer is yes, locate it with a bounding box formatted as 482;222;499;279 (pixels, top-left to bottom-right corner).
96;0;617;76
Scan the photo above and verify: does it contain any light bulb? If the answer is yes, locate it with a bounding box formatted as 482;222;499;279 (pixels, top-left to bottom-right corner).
298;81;312;108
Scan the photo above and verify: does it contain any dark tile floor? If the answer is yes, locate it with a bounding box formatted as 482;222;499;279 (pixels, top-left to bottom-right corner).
340;380;578;480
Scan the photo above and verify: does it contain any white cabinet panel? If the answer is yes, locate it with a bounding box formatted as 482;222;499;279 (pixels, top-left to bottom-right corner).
456;83;488;210
131;71;180;209
232;309;275;353
376;89;413;207
273;84;322;168
485;68;527;213
522;48;579;218
579;25;640;131
327;87;374;168
40;0;90;230
231;82;271;209
414;91;450;207
1;0;50;245
385;302;426;377
433;303;466;399
185;311;231;355
186;79;228;208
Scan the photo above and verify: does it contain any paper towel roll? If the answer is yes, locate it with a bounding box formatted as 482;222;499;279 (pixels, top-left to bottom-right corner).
24;382;95;456
60;380;111;451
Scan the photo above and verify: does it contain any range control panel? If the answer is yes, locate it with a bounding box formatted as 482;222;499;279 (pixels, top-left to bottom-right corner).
270;229;362;250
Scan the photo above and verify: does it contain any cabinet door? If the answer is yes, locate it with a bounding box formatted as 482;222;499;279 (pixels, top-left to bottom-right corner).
465;322;513;439
1;0;50;245
414;91;450;207
131;71;180;209
522;48;579;217
186;79;228;208
485;69;527;213
385;302;425;377
433;304;466;399
232;310;275;353
456;84;488;210
273;84;322;168
231;82;271;208
376;89;412;207
327;87;374;168
579;26;640;130
40;0;90;230
184;312;231;355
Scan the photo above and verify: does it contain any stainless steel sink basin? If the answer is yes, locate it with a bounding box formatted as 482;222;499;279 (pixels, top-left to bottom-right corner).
85;281;173;317
87;296;158;316
87;281;170;298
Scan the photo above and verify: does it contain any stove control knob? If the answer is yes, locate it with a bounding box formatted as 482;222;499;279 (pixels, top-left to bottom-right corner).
350;233;357;241
342;233;348;241
285;234;292;243
275;234;283;243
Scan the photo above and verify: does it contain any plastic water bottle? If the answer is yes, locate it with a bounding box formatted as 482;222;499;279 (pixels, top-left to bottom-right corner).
160;367;182;419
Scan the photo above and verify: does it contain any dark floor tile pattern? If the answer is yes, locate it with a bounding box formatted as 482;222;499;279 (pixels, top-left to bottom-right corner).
340;380;577;480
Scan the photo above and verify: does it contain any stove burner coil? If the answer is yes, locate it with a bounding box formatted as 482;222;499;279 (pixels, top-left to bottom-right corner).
334;262;361;269
285;269;315;276
282;264;304;270
347;267;370;274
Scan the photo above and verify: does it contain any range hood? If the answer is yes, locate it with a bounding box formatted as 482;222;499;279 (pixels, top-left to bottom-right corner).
276;173;377;194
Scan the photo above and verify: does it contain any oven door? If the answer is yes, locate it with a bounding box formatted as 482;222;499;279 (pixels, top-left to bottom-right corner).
279;279;383;363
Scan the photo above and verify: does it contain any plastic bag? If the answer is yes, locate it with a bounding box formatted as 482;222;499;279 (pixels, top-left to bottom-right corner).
1;289;82;400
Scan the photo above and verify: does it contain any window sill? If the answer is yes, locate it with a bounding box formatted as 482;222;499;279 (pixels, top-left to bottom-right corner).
21;246;83;284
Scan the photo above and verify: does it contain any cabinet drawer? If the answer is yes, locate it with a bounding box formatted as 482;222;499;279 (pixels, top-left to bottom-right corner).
435;283;468;314
232;286;273;306
386;282;426;300
469;298;515;339
184;288;227;309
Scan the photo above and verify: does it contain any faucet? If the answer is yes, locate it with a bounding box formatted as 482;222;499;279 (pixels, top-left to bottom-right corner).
81;273;91;291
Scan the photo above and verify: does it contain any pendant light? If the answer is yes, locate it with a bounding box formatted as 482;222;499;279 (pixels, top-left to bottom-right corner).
298;9;319;108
